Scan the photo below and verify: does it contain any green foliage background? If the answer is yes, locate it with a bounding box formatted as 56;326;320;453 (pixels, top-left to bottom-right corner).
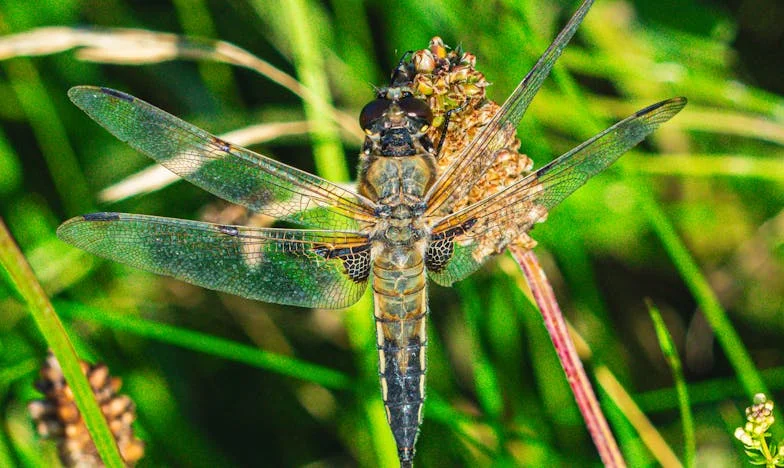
0;0;782;466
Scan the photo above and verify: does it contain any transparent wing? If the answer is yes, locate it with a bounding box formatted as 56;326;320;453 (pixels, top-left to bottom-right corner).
424;0;595;218
427;97;687;286
57;213;371;308
69;86;376;230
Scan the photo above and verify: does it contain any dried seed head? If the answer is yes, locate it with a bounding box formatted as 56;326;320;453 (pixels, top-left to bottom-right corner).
412;49;436;74
404;37;534;203
28;352;145;467
401;37;542;256
428;36;448;59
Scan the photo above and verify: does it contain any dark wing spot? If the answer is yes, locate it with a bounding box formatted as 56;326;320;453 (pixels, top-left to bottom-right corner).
211;136;232;153
426;218;476;272
430;218;476;241
313;244;371;283
217;225;239;236
82;212;120;222
425;238;454;272
100;88;134;102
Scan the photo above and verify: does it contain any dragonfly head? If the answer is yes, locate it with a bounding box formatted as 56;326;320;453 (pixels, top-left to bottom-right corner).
360;87;434;157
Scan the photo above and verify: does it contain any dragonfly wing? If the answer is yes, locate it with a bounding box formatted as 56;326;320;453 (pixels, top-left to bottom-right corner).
57;213;371;308
69;86;376;230
426;97;687;286
424;0;595;218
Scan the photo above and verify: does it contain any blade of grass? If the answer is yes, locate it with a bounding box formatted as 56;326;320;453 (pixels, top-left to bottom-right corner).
0;128;22;196
430;397;496;465
635;183;776;414
272;0;349;183
171;0;238;106
341;291;398;468
456;280;504;422
0;358;38;391
595;366;683;467
598;385;652;467
625;153;784;181
456;279;508;460
0;428;14;468
0;16;92;216
0;219;124;468
636;366;784;413
0;27;364;143
53;300;352;390
121;370;234;467
646;299;695;468
509;246;626;467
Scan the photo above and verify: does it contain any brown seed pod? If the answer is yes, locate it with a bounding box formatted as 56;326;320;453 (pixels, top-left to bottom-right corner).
404;37;542;255
28;352;145;467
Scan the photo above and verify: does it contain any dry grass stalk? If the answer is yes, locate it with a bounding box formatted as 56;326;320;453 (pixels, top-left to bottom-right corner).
98;121;311;202
0;27;361;140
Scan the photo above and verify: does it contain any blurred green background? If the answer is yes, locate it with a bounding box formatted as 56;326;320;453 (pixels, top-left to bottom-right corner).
0;0;782;466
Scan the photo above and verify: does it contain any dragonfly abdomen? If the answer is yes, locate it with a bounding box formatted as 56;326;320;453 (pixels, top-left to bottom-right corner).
372;251;428;465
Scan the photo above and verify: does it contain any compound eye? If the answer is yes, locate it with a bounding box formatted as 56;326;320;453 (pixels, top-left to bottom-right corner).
399;95;433;124
359;98;391;130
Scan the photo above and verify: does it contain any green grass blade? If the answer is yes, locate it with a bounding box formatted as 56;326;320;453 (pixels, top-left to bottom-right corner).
625;153;784;181
636;366;784;413
0;418;16;468
54;300;352;390
171;0;238;107
636;184;781;426
0;17;91;215
341;291;398;468
456;280;504;422
268;0;349;183
646;299;695;468
0;219;124;468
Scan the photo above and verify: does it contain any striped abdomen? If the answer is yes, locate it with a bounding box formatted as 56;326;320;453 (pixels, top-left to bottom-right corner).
372;250;428;466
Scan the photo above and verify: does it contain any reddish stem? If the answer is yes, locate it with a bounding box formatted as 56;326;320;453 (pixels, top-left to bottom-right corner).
509;245;626;467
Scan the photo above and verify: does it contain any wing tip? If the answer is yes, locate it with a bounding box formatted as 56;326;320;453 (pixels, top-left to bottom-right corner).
68;86;134;106
637;96;688;118
56;212;119;242
665;96;688;112
67;85;96;103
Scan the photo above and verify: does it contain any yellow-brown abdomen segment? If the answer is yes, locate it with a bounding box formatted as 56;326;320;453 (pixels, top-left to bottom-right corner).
372;253;428;465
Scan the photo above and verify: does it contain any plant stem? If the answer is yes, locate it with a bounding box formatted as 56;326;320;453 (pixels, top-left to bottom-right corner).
646;299;695;467
636;185;779;427
0;219;124;468
509;245;626;467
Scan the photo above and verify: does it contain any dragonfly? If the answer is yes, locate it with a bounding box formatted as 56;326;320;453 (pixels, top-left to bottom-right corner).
57;0;685;465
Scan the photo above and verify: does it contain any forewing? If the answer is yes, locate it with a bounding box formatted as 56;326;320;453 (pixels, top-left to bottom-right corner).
424;0;595;218
68;86;376;230
427;97;687;286
57;213;371;308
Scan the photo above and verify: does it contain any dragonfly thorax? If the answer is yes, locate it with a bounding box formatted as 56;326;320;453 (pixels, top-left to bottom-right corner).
382;208;426;245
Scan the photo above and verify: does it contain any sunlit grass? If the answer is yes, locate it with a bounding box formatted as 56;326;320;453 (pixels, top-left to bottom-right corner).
0;0;781;466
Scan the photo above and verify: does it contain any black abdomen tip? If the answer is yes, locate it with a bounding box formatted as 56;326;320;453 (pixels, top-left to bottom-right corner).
399;447;414;466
